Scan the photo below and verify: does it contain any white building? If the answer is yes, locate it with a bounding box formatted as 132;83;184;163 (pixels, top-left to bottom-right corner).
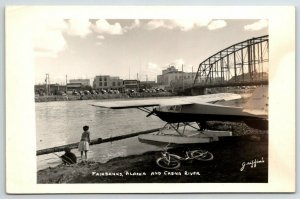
93;75;124;91
157;66;197;90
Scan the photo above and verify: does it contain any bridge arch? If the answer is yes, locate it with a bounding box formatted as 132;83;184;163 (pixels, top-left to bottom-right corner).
193;35;269;87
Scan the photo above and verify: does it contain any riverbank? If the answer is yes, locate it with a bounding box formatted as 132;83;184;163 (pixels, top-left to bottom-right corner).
37;121;268;183
37;133;268;183
35;92;174;102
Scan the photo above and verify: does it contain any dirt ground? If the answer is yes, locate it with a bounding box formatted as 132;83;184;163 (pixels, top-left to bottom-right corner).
37;132;268;183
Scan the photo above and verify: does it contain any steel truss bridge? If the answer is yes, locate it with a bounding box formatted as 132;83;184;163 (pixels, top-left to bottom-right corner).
191;35;269;94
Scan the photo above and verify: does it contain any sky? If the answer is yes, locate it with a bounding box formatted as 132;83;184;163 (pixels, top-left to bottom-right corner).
34;19;268;84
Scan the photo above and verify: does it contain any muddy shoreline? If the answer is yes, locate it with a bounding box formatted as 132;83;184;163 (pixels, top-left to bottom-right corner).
38;130;268;183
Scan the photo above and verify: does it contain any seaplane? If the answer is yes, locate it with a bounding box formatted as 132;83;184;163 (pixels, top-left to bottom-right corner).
91;86;268;146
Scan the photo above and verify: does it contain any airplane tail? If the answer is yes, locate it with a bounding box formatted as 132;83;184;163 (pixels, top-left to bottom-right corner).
242;86;268;130
243;86;268;115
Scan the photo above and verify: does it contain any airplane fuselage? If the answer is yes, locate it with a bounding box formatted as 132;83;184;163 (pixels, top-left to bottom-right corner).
154;104;268;130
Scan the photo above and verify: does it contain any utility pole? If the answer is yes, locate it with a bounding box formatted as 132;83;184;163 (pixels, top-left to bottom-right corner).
48;74;50;95
45;74;48;96
137;73;139;91
182;64;184;91
65;75;68;92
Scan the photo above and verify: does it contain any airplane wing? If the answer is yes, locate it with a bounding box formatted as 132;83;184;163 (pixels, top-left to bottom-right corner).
91;93;241;109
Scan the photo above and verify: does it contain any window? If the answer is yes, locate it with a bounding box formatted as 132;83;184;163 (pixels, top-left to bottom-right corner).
113;82;116;86
168;106;175;111
118;82;121;86
168;105;182;112
104;77;107;81
175;105;182;111
99;77;102;81
104;82;107;86
99;82;102;86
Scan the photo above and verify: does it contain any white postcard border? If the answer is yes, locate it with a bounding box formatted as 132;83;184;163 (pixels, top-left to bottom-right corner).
5;6;295;193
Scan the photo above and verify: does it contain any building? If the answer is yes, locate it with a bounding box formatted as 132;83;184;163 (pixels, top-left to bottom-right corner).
69;79;90;86
66;83;83;92
123;80;140;91
93;75;124;91
35;84;67;95
139;81;156;89
67;79;92;92
162;66;178;75
157;66;197;91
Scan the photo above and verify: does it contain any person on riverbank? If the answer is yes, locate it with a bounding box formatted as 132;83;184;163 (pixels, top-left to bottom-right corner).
78;125;91;162
61;147;77;165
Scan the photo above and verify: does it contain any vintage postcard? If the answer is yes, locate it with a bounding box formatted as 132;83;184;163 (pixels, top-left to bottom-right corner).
5;6;295;193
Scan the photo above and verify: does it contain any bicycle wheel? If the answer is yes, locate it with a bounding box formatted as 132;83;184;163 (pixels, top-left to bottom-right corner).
191;150;214;161
156;156;180;169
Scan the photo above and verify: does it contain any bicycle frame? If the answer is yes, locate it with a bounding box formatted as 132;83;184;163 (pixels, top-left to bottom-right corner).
157;148;213;169
162;150;195;162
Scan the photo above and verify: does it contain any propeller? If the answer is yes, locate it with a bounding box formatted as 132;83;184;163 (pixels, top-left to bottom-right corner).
146;109;156;117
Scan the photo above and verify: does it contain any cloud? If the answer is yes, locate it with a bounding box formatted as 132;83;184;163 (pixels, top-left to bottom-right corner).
146;19;211;31
147;62;159;69
244;19;268;31
34;31;67;57
140;62;162;81
33;18;94;58
66;19;92;37
124;19;141;30
33;19;129;57
93;19;123;35
96;42;102;46
207;20;227;30
170;58;185;67
146;20;166;30
96;35;105;40
170;20;196;31
33;18;68;58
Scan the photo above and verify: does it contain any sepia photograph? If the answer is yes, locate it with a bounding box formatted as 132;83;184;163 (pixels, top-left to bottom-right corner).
34;19;269;184
5;6;295;193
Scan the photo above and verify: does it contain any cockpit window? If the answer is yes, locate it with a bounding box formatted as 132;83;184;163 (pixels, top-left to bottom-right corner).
175;105;182;111
167;105;182;112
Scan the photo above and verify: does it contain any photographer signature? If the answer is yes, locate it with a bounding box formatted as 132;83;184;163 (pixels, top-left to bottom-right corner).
240;157;265;171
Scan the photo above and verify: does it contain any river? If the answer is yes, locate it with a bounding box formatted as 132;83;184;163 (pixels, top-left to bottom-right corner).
36;99;165;170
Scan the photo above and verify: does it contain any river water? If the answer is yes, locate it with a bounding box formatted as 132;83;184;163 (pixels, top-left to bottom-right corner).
36;99;165;171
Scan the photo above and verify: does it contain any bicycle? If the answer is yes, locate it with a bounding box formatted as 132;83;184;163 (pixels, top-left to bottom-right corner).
156;149;213;169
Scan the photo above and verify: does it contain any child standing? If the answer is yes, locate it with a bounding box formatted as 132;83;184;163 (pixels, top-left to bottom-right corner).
78;125;91;162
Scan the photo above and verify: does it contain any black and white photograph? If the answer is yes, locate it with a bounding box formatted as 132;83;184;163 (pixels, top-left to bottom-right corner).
5;6;295;193
34;18;269;183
